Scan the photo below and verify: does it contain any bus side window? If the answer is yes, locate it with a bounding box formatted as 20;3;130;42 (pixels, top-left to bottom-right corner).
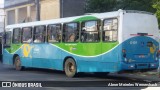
47;24;61;43
103;18;118;42
33;25;46;43
4;31;11;47
13;28;21;44
63;22;79;42
81;20;100;42
22;27;32;43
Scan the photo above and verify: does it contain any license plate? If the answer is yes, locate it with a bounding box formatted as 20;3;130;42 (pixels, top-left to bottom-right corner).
134;54;146;58
139;55;145;58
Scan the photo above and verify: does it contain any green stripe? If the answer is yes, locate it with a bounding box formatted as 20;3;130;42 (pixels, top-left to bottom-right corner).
55;42;118;56
73;16;98;22
6;42;118;56
6;44;22;53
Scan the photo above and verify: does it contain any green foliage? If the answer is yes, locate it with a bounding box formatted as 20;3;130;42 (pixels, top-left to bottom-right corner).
153;0;160;28
85;0;118;13
85;0;159;29
85;0;156;13
117;0;156;13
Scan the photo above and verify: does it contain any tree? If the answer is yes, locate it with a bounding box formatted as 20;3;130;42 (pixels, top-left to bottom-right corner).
118;0;159;28
85;0;118;13
153;0;160;28
85;0;159;28
85;0;156;13
117;0;156;13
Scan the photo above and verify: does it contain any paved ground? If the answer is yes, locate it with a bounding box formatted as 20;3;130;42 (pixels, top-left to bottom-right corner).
0;62;160;90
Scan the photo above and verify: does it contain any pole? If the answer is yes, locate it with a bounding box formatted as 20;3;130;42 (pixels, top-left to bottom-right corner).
60;0;63;18
35;0;40;21
0;14;5;63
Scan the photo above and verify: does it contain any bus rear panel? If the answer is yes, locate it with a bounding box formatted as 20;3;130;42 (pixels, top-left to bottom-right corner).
120;11;159;72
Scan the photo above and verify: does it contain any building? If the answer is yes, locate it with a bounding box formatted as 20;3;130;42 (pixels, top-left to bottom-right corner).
4;0;86;25
0;8;4;33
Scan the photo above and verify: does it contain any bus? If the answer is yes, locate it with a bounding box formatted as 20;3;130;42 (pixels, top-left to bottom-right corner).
2;10;159;77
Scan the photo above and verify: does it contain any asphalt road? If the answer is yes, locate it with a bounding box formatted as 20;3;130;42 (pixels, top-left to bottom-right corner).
0;62;160;90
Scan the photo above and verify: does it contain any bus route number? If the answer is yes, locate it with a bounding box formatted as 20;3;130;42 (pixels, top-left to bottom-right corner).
130;41;137;45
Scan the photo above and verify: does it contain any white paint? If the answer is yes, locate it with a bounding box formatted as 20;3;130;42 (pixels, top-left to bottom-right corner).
0;0;4;8
122;11;159;42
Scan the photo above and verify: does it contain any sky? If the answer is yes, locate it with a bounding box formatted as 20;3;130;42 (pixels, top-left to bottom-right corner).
0;0;4;8
0;0;4;4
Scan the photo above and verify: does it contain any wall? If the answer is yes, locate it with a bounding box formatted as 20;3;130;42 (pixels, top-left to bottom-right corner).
61;0;86;18
40;0;60;20
4;0;34;9
4;0;86;25
0;9;4;32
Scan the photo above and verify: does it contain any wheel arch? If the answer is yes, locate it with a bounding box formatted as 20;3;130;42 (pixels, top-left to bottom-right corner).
12;54;19;65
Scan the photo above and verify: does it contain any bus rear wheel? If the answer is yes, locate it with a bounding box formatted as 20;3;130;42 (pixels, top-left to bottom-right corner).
14;56;24;71
64;58;77;78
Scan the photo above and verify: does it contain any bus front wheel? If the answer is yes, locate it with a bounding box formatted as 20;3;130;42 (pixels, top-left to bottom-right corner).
64;58;77;78
14;56;24;71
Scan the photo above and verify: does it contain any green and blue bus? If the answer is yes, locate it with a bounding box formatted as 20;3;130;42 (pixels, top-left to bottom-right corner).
2;10;159;77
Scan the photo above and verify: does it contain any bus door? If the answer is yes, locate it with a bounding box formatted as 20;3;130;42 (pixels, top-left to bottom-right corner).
32;25;52;68
101;18;119;71
0;36;2;62
21;27;33;67
3;31;12;64
79;20;102;70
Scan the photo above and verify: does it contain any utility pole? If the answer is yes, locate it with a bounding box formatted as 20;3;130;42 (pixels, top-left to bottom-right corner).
0;14;5;63
61;0;64;18
35;0;40;21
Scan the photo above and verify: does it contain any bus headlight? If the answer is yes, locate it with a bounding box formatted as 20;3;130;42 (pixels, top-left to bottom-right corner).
122;49;126;58
124;58;128;62
156;50;160;61
122;49;128;62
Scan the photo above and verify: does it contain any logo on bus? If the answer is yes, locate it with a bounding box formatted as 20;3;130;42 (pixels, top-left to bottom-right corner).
22;44;32;58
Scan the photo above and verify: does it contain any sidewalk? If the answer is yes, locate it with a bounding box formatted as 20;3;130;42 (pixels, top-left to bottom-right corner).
110;70;160;81
125;70;160;81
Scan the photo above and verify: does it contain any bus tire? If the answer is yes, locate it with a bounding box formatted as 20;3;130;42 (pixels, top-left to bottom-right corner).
14;56;24;71
64;58;77;78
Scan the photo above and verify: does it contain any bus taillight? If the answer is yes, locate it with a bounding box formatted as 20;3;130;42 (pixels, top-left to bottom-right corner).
122;49;126;58
122;49;128;62
156;50;160;61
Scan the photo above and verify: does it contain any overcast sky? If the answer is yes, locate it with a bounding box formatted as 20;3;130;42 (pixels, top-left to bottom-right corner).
0;0;4;8
0;0;4;4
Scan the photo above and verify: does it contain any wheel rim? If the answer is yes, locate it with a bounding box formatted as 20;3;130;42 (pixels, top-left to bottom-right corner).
68;62;75;73
15;57;21;70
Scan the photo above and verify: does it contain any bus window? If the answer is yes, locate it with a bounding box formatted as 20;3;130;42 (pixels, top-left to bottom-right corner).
47;24;61;43
22;27;32;43
103;18;118;42
147;42;153;47
33;26;46;43
13;28;21;43
5;31;11;46
81;20;100;42
63;22;79;42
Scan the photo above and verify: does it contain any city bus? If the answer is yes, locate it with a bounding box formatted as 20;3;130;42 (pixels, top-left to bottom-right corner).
2;10;159;77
